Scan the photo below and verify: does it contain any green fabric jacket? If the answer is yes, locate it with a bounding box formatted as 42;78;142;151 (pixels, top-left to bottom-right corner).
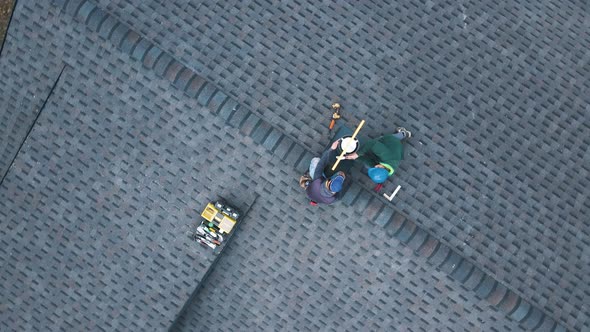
356;135;404;175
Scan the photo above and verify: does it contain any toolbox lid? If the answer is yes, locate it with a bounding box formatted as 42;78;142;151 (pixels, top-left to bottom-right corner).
218;215;236;234
201;203;218;222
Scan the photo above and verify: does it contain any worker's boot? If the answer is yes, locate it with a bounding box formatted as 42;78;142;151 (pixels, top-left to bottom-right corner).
395;127;412;140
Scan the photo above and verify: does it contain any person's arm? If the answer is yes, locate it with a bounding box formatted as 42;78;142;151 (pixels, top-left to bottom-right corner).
312;140;340;180
347;139;377;166
334;173;352;200
354;154;373;167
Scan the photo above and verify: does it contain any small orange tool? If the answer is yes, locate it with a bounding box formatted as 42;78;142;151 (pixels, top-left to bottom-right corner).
328;103;341;131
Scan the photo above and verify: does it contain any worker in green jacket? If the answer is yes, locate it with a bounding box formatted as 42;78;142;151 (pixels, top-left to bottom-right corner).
346;127;411;184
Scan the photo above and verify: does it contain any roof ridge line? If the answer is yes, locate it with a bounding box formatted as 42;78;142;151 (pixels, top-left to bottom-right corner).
383;212;566;331
50;1;570;331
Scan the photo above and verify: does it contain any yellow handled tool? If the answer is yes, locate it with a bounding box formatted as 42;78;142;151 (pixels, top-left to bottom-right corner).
331;120;365;171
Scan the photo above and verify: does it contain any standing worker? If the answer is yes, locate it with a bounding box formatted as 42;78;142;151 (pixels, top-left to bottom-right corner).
304;139;352;205
347;127;411;185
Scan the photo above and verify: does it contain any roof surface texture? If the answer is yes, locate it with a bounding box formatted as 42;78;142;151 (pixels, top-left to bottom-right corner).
0;0;588;331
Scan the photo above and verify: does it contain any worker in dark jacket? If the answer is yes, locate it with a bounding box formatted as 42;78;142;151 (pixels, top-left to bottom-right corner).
306;139;352;205
347;127;411;184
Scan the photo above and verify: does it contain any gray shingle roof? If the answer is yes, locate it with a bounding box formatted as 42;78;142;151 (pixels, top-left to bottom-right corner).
1;0;588;331
99;0;590;329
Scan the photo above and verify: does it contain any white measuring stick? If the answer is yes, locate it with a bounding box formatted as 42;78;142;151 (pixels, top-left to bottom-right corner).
384;185;401;201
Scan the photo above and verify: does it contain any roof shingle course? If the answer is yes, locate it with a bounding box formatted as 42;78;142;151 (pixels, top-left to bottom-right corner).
1;0;588;330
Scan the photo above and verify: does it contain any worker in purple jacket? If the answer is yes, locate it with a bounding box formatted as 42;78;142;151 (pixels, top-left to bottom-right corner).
305;139;351;205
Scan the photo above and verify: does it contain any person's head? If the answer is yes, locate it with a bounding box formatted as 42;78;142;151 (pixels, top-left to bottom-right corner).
321;171;346;197
368;166;389;184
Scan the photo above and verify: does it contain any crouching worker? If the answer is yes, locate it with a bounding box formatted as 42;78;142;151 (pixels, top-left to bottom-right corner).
303;139;351;205
347;127;411;189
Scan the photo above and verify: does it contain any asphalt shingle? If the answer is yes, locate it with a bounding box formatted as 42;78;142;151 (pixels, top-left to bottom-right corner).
91;0;589;329
1;0;588;331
